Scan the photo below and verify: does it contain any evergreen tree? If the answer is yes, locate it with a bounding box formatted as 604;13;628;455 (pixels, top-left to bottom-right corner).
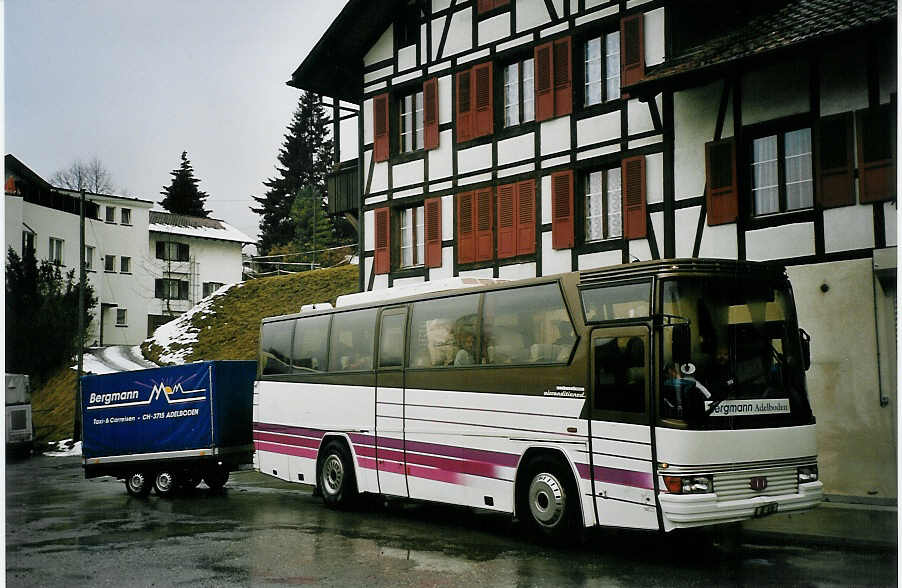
252;91;354;255
5;247;97;384
160;151;210;217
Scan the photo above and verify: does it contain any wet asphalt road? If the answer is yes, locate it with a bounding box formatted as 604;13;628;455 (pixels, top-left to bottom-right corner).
6;455;897;587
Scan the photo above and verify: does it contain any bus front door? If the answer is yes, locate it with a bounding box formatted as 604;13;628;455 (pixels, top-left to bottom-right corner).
375;307;409;497
588;326;659;530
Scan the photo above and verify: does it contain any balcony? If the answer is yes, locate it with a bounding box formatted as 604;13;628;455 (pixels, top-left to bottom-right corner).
326;159;359;216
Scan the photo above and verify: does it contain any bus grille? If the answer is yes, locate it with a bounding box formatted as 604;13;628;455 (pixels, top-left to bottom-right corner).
714;467;798;501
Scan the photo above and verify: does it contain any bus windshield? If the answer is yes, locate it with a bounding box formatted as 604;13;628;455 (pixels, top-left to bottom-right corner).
659;276;814;430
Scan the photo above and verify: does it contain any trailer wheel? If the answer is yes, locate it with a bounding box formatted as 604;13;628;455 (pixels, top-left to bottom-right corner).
179;472;202;490
318;440;357;509
516;456;579;541
153;470;178;497
203;467;229;491
125;471;151;497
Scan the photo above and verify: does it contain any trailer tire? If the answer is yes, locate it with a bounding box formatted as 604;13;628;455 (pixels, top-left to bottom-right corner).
203;467;229;491
516;456;580;541
153;470;178;497
179;472;202;490
125;471;151;497
318;440;357;509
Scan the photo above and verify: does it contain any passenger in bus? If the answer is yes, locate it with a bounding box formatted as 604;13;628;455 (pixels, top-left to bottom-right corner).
453;330;477;366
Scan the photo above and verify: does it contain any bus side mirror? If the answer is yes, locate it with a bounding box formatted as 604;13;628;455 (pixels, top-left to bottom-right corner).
799;328;811;371
673;324;691;365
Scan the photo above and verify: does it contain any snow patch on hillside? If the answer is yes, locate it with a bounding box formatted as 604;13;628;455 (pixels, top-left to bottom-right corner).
146;283;238;364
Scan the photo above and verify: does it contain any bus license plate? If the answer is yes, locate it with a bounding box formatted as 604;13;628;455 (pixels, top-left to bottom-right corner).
754;503;778;518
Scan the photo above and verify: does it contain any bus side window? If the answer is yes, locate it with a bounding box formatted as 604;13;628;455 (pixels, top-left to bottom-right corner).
292;315;330;373
379;313;405;368
408;294;481;368
261;320;294;375
593;335;646;413
329;309;377;372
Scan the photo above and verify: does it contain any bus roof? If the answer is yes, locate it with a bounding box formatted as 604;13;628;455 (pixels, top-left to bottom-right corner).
334;277;508;308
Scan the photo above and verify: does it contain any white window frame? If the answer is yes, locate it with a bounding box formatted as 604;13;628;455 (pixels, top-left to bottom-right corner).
104;254;116;273
116;308;128;326
121;208;132;225
49;237;64;265
105;206;116;223
400;205;425;268
85;245;95;271
584;31;620;106
399;90;424;153
503;57;535;128
751;127;814;216
120;256;131;274
585;168;622;242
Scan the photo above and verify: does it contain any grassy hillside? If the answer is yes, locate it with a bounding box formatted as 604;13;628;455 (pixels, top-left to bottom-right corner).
31;264;359;442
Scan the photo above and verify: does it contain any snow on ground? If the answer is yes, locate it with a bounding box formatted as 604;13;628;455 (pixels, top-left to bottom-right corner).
44;439;82;457
146;282;239;364
77;353;118;375
103;345;154;371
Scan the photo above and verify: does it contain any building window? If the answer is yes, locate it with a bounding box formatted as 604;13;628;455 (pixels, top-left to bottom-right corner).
22;230;35;255
105;206;115;223
116;309;127;326
400;205;425;268
751;128;813;216
104;255;116;272
121;208;132;225
120;256;131;274
503;58;535;127
584;32;620;106
202;282;224;298
155;278;189;300
585;168;622;241
49;237;64;265
85;246;95;271
156;241;189;261
399;90;424;153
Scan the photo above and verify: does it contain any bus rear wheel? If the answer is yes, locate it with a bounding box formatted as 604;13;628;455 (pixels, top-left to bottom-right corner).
318;440;357;509
518;457;579;540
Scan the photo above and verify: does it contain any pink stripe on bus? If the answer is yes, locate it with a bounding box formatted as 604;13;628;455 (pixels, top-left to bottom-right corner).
255;441;317;460
576;462;654;490
406;463;461;485
253;422;325;439
254;431;320;449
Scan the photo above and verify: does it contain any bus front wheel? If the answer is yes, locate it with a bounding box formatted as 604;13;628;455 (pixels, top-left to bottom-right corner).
518;457;579;540
318;440;357;509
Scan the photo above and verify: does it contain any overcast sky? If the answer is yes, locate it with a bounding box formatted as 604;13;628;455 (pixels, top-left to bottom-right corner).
4;0;346;246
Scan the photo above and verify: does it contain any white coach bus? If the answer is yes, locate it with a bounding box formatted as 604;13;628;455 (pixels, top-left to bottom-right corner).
254;259;822;538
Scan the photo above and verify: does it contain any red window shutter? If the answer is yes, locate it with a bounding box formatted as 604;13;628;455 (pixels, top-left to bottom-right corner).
473;62;493;138
551;170;574;249
497;183;516;259
856;105;896;203
494;0;510;6
622;156;647;239
425;197;442;268
620;14;644;89
423;78;440;150
816;112;855;208
475;187;494;261
553;37;572;117
373;94;389;162
534;42;554;122
705;139;738;225
516;179;536;255
457;192;475;264
477;0;493;13
374;207;390;274
456;70;473;143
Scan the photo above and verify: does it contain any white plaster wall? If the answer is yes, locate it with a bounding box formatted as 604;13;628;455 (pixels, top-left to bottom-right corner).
393;159;425;188
698;223;737;259
374;273;389;290
339;116;359;163
820;39;869;117
432;0;452;12
674;206;701;258
421;22;429;64
498;262;536;280
442;8;474;58
628;238;652;261
644;8;665;67
438;75;453;124
516;0;552;33
5;195;24;257
459;267;495;279
393;275;426;288
650;211;664;252
398;45;417;71
884;202;897;247
584;0;609;8
365;26;394;66
364;65;393;84
541;175;552;224
578;250;621;270
479;14;510;46
787;259;896;498
541;232;571;275
363;98;374;145
674;80;732;201
540;116;571;155
742;59;810;126
370;160;389;194
498;132;535;166
645;152;663;205
627;97;656;135
441;195;454;240
430;248;455;279
363;257;374;288
577;111;620;146
745;223;815;261
824;205;875;253
458;143;493;174
429;130;454;180
363;209;375;251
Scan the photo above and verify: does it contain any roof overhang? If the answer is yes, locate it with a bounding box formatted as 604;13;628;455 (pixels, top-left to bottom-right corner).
287;0;407;102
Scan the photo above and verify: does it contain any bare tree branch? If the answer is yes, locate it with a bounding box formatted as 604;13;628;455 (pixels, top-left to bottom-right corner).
50;158;116;194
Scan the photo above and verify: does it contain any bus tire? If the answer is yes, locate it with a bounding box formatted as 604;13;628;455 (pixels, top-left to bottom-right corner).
517;457;579;540
125;471;151;497
318;440;357;509
153;470;177;497
203;467;229;491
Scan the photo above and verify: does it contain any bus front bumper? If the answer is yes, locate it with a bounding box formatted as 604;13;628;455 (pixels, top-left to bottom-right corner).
659;481;824;529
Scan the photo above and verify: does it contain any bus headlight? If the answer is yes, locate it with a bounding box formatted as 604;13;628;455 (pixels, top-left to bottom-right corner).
797;465;818;484
662;475;713;494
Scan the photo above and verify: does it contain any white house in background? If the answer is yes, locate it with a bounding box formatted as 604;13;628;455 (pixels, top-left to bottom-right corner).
4;154;252;344
289;0;896;502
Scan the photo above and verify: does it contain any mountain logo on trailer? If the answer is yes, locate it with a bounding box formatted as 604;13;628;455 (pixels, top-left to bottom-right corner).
86;380;207;410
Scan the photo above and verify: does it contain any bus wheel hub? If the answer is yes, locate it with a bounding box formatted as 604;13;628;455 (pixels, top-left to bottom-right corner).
529;473;565;527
